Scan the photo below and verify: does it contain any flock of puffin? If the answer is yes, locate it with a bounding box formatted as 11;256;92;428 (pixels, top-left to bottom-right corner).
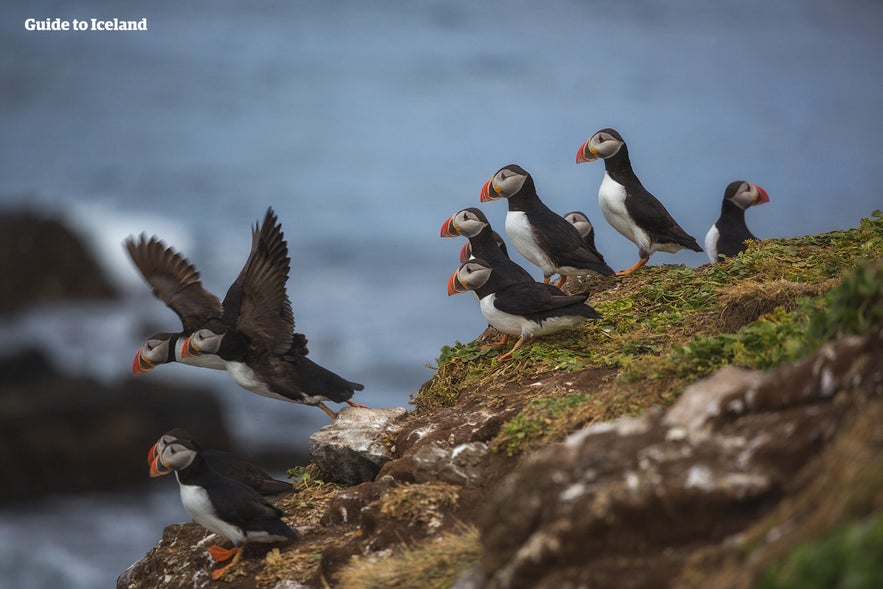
127;127;768;579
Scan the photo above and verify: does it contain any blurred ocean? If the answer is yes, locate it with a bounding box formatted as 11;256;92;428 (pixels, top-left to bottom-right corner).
1;0;881;587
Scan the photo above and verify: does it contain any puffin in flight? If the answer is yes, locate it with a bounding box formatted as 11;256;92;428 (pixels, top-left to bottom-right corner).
480;164;614;287
148;428;293;496
705;180;769;262
180;208;365;420
125;234;227;374
149;436;298;580
447;258;601;361
576;128;702;274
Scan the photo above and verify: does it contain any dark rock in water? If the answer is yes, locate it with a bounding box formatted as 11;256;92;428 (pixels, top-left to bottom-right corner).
475;329;883;589
309;406;408;485
0;209;118;314
0;348;231;502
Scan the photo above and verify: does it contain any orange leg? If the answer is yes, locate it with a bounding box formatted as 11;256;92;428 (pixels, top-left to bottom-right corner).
207;545;238;562
317;402;338;420
617;256;649;276
346;400;370;409
481;333;510;349
554;275;567;289
498;336;531;362
210;546;244;580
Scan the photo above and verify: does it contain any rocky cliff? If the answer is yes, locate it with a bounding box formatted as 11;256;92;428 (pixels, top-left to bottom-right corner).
118;213;883;589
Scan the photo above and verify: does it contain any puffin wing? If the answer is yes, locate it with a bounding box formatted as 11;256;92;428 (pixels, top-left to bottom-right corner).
624;185;702;250
125;234;223;332
532;211;613;274
224;208;294;355
493;282;588;316
208;476;288;526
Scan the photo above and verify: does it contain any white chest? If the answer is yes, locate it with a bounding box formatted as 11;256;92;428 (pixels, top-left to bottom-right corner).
704;224;720;263
505;211;555;275
179;482;245;545
598;173;646;248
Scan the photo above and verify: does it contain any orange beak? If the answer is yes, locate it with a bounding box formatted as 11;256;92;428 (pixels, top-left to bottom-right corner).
459;242;471;263
149;449;171;478
575;140;598;164
440;216;458;237
147;442;158;468
132;351;153;375
447;270;466;296
480;178;500;202
754;185;770;205
180;334;198;358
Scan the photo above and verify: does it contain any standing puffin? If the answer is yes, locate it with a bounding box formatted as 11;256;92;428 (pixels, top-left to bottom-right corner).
705;180;770;262
576;128;702;274
125;234;227;374
480;164;614;287
441;207;533;283
148;429;293;496
149;436;298;580
181;209;365;420
447;258;601;361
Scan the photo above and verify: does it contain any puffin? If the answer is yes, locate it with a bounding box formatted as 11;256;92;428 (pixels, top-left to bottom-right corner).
441;207;534;284
480;164;614;287
460;229;509;263
576;128;703;274
705;180;770;262
148;429;293;496
149;436;298;580
125;234;227;374
447;258;601;361
563;211;598;251
180;209;365;420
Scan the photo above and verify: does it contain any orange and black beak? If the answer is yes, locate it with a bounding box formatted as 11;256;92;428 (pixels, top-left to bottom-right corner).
148;443;170;477
575;139;599;164
459;242;471;263
132;351;153;375
440;215;459;238
447;269;467;296
754;185;770;206
480;178;501;202
147;442;158;468
180;334;199;359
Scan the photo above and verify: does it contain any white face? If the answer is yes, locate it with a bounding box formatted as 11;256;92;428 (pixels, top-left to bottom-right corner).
159;440;197;471
141;337;171;364
491;167;528;198
729;182;761;210
458;260;493;290
589;130;624;159
454;209;488;238
564;212;592;239
189;329;223;354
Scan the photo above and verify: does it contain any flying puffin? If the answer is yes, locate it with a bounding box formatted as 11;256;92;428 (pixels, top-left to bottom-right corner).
149;436;298;580
125;234;227;374
148;429;293;496
576;128;702;274
480;164;614;287
180;209;365;420
562;211;598;251
447;258;601;361
705;180;770;262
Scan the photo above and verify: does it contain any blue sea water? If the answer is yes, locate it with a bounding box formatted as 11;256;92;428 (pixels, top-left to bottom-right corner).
1;1;882;587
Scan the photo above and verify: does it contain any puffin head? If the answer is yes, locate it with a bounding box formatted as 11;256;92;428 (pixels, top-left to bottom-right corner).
440;207;491;239
725;181;770;210
447;259;493;296
132;333;175;375
576;128;625;163
181;328;224;358
149;437;199;477
147;428;194;468
563;211;594;241
480;164;530;202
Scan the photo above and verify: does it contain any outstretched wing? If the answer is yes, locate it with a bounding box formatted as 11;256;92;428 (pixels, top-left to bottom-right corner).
125;234;223;331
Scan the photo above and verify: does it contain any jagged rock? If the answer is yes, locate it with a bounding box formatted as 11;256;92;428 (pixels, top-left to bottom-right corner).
0;209;117;313
309;407;408;485
475;328;883;589
0;348;231;501
413;441;489;487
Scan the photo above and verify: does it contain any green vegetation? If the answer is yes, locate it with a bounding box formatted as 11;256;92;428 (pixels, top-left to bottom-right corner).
758;513;883;589
492;392;590;456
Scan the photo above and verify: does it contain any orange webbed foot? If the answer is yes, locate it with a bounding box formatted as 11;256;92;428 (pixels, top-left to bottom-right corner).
207;545;238;562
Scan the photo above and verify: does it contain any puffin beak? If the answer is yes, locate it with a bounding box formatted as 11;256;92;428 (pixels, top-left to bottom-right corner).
132;351;153;375
480;178;500;202
459;242;470;263
149;454;171;478
754;185;770;205
180;334;199;358
147;442;158;468
440;216;459;238
575;140;598;164
447;270;467;296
